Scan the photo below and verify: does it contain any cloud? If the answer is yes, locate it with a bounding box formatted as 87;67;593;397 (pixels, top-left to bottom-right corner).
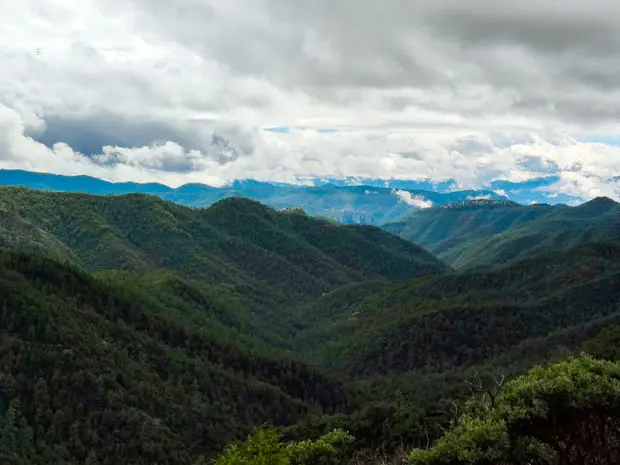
466;194;492;201
392;189;434;209
0;0;620;200
538;172;620;201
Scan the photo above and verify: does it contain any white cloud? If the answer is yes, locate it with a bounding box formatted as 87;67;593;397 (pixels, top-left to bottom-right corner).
392;189;434;208
540;172;620;201
0;0;619;200
466;194;492;201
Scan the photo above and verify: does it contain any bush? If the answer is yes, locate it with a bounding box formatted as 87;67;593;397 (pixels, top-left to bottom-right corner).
409;355;620;465
214;427;354;465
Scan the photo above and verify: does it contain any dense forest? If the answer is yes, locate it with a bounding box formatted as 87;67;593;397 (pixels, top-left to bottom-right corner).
1;187;620;464
385;197;620;269
0;251;354;463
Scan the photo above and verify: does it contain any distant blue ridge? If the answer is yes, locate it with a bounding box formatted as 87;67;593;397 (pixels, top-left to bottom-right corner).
0;169;582;225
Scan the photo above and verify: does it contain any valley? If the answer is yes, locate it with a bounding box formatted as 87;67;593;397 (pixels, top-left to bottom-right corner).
1;185;620;464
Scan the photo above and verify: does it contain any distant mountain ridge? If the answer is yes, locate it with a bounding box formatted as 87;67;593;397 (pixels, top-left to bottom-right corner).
436;199;521;209
1;169;508;225
385;197;620;269
314;175;580;204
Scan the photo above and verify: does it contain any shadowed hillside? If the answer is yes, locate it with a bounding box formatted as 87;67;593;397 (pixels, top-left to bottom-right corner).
0;251;352;464
295;240;620;376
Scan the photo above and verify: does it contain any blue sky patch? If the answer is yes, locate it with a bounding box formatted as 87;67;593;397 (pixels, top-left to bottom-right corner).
579;135;620;146
263;126;291;134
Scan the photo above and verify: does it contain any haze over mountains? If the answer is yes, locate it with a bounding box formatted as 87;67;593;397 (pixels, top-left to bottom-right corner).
0;169;582;226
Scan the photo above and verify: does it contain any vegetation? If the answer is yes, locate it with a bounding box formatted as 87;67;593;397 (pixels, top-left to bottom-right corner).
409;355;620;465
0;186;446;348
385;197;620;269
214;427;353;465
1;187;620;464
0;251;351;464
297;240;620;376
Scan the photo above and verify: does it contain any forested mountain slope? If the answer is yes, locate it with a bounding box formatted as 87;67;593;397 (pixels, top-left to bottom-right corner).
385;197;620;268
0;187;445;285
0;251;352;464
2;187;620;464
0;189;453;463
296;240;620;376
0;187;446;346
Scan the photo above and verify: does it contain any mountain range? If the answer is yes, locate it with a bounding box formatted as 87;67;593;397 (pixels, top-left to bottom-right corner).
0;169;549;225
0;186;447;348
385;197;620;268
1;183;620;464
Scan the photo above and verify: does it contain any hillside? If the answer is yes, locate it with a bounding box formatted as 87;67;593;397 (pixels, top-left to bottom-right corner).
276;240;620;463
0;188;452;463
0;251;352;464
0;187;446;348
0;187;445;285
385;198;620;268
0;169;506;225
298;240;620;377
2;187;620;463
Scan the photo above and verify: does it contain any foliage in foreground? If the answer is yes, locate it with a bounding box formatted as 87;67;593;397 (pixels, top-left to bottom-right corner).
213;427;353;465
409;355;620;465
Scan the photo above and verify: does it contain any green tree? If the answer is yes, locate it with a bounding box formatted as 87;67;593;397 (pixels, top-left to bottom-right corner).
214;427;353;465
410;355;620;465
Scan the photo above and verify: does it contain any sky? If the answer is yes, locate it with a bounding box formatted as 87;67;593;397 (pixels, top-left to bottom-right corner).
1;0;620;200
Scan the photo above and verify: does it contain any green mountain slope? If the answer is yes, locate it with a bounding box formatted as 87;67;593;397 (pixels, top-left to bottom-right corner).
0;187;446;284
0;251;352;464
0;187;447;346
385;198;620;268
4;187;620;463
279;241;620;458
301;241;620;376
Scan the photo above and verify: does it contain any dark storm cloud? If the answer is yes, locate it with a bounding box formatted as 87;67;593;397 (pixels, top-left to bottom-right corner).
35;116;195;156
35;114;254;166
